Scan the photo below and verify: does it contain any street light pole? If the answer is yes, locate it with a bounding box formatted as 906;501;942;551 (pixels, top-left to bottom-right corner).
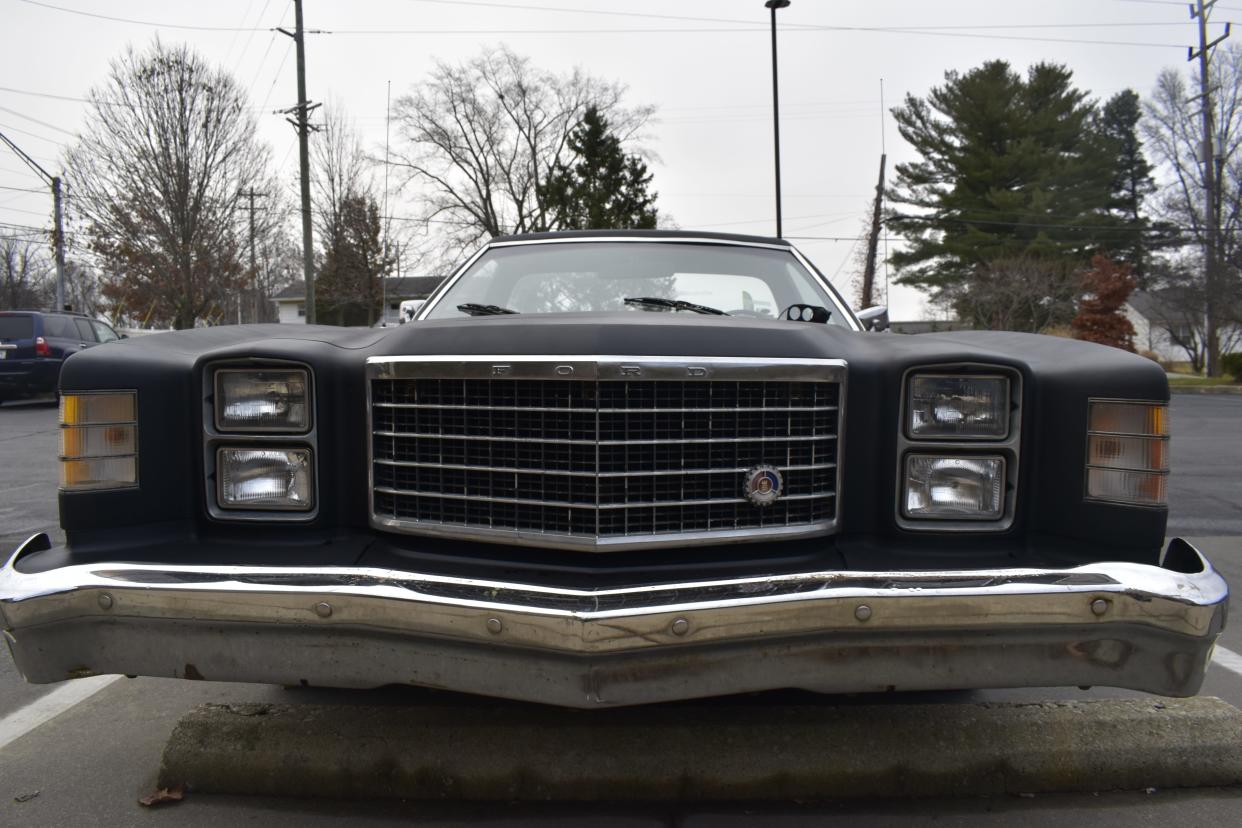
765;0;790;238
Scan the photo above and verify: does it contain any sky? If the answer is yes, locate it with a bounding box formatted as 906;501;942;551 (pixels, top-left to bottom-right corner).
0;0;1232;319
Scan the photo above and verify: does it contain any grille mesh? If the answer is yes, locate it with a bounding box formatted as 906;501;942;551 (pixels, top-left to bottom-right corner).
371;374;839;546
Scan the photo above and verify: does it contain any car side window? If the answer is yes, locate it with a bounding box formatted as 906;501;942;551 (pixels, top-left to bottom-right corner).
73;318;97;342
91;321;120;343
42;316;75;338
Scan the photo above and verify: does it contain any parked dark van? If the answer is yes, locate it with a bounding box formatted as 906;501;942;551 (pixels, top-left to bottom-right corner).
0;311;122;404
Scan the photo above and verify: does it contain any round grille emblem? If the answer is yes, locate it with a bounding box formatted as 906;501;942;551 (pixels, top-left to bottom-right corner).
743;465;783;507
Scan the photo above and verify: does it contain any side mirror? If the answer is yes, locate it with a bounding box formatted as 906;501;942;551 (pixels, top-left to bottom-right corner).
857;305;890;332
119;333;129;340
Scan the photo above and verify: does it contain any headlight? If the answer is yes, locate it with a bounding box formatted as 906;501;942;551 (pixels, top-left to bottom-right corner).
903;455;1004;520
217;448;313;510
907;375;1009;439
1085;400;1168;506
59;391;138;491
214;369;309;433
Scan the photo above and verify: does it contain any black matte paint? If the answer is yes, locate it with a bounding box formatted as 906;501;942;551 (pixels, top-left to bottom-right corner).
50;280;1169;581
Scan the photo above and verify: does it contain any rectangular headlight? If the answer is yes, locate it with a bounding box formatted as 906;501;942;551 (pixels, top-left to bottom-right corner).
215;369;309;433
59;391;137;491
904;454;1004;520
218;448;313;510
1086;400;1168;506
908;375;1009;439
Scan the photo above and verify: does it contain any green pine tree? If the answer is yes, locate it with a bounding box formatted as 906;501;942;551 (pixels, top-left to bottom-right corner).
887;61;1118;330
1092;90;1163;286
316;193;392;326
540;106;659;230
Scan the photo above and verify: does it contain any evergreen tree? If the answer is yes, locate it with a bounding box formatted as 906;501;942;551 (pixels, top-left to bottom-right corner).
1093;90;1161;286
540;106;659;230
316;194;392;326
888;61;1116;330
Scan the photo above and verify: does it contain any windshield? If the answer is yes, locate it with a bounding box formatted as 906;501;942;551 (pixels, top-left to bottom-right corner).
422;241;855;327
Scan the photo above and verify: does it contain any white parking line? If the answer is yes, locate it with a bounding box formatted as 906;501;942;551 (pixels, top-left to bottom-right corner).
1212;646;1242;678
0;675;121;751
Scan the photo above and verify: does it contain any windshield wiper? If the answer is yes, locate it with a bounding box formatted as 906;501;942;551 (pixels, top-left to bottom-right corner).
457;303;518;316
623;297;729;316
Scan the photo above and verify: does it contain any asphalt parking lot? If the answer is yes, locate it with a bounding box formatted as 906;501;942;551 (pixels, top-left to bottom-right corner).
1;394;1241;825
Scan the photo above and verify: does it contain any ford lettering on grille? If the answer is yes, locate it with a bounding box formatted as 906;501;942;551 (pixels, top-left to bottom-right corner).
367;357;845;551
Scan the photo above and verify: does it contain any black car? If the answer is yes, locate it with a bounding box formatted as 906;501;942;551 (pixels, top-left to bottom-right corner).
0;231;1228;707
0;310;123;404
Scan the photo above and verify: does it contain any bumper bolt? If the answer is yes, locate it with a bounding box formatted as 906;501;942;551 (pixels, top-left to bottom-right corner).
314;602;333;618
486;617;503;634
670;618;689;636
98;593;113;610
1090;598;1110;617
855;604;872;622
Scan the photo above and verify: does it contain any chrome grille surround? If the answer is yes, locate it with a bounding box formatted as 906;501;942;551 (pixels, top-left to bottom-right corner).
367;356;846;552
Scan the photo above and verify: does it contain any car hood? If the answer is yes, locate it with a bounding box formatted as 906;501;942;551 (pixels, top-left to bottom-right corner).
376;312;853;361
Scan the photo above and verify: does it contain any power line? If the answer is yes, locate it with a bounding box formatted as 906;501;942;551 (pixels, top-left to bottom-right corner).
0;106;76;137
15;0;269;31
12;0;1191;47
0;122;66;147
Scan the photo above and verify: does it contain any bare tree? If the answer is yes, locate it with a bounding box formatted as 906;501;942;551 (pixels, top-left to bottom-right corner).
0;237;51;310
936;257;1079;333
1145;255;1242;372
391;46;654;267
310;101;373;253
66;39;275;329
63;260;102;319
1142;43;1242;372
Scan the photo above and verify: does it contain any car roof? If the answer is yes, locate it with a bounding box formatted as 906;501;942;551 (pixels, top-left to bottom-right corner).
0;309;92;318
488;229;792;247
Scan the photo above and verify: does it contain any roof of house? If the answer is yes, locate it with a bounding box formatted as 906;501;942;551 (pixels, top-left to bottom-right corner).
273;276;444;302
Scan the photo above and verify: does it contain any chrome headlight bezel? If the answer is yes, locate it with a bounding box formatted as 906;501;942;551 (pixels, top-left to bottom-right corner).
896;364;1022;533
203;361;318;522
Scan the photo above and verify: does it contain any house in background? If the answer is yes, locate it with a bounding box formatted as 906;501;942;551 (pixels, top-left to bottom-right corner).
273;276;445;324
1124;289;1242;365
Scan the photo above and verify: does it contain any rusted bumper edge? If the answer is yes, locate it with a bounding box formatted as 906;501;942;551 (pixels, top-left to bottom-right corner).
0;534;1229;707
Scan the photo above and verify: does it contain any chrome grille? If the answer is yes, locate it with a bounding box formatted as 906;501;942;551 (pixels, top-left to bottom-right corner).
368;357;845;551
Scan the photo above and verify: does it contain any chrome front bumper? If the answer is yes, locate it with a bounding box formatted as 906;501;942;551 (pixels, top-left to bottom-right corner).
0;534;1228;707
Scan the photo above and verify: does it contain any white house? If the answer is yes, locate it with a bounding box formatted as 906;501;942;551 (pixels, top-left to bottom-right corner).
273;276;444;324
1124;289;1242;365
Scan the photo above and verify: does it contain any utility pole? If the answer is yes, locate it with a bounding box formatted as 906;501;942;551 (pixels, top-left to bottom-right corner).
238;189;266;324
0;129;67;310
765;0;790;238
381;79;392;327
1189;1;1231;376
51;177;67;311
860;153;886;309
277;0;321;324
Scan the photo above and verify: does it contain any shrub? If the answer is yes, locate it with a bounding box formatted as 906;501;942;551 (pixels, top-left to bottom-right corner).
1222;352;1242;380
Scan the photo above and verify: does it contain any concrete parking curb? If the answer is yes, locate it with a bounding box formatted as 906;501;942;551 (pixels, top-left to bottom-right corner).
158;697;1242;801
1170;385;1242;394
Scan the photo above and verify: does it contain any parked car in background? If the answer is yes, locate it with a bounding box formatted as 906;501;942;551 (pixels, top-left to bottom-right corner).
0;231;1228;708
0;310;123;404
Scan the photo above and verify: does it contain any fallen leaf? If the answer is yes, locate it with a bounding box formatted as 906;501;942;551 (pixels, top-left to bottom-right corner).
14;791;40;803
138;783;186;807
